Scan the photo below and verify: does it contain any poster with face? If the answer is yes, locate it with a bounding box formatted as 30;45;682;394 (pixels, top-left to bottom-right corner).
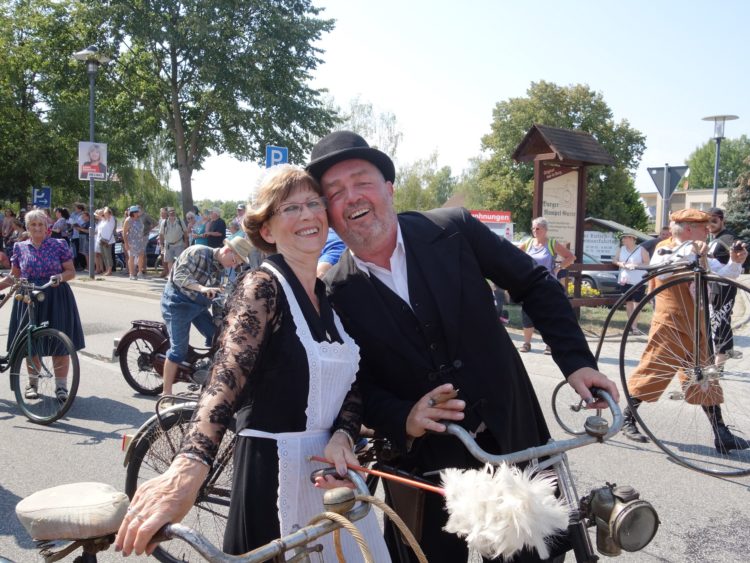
78;141;108;181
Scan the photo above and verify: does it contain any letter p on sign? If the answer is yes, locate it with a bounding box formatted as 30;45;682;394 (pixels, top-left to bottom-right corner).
265;145;288;168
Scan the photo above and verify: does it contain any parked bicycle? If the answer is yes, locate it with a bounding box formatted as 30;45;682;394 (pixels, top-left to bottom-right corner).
0;275;80;424
123;396;235;563
579;239;750;477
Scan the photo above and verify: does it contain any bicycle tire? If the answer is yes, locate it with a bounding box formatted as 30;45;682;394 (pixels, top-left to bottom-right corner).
125;405;236;563
551;380;609;436
620;274;750;477
10;328;80;425
119;329;167;395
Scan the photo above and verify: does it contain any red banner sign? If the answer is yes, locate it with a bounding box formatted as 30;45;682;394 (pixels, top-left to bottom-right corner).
469;210;512;223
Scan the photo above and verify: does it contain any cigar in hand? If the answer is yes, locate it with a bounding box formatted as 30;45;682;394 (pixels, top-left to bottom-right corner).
427;388;459;408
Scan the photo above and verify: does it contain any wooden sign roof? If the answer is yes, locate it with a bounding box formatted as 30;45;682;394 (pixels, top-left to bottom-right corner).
512;124;615;166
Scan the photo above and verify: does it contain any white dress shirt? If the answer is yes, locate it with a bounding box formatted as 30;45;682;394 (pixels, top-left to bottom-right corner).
351;224;411;307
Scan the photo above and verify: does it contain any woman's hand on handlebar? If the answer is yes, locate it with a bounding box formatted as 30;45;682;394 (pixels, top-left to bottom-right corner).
567;367;620;410
115;455;208;556
406;383;465;439
320;431;360;481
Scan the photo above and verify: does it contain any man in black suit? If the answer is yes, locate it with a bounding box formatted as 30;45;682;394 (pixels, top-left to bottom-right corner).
707;207;740;364
308;131;619;563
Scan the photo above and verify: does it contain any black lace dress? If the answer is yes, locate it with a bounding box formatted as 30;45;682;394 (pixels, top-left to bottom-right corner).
178;254;362;554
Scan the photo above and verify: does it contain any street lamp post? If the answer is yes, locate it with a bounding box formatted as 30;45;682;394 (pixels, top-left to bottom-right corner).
72;46;110;279
701;114;739;208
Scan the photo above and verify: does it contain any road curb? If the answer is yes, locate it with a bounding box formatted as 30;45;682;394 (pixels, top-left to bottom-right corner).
68;277;162;301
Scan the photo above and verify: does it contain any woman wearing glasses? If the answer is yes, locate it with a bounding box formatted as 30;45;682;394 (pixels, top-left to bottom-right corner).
117;165;389;561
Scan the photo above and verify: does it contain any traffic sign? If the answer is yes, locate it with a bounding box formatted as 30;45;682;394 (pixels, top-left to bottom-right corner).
265;145;288;168
32;187;51;208
648;165;688;199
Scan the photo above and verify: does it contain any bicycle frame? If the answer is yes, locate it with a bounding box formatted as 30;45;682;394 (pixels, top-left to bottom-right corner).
160;470;373;563
1;277;54;381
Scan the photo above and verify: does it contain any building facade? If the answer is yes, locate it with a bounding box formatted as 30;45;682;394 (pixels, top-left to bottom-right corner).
640;187;730;230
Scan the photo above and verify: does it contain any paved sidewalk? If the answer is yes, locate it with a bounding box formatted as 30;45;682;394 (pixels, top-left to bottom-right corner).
68;269;166;301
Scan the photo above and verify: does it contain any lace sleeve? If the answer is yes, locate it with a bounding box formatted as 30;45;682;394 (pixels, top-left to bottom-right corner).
332;380;363;442
179;270;279;466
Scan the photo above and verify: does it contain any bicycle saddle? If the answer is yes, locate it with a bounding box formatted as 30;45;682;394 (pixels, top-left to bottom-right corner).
16;482;129;541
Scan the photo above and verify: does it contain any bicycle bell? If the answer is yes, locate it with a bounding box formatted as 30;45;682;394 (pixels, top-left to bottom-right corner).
582;483;659;556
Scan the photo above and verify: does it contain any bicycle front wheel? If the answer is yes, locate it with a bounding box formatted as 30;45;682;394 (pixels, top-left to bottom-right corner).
620;274;750;476
125;406;236;563
11;328;80;425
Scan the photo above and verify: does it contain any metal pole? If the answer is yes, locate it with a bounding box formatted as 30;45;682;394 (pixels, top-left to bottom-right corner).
711;136;722;208
661;163;669;230
88;63;96;279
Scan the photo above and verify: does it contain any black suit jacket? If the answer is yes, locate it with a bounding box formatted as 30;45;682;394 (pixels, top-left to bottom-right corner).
326;207;597;466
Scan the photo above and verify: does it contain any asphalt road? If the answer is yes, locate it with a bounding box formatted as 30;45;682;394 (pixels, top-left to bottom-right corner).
0;275;747;562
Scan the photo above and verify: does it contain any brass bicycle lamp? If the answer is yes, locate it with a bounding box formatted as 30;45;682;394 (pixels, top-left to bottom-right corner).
583;483;660;556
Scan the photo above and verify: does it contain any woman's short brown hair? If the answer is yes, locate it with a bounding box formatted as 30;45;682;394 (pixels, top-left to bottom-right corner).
243;165;323;254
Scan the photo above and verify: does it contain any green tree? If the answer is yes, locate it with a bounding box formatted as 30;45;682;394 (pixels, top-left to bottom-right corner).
725;155;750;243
340;95;402;159
393;154;455;212
477;81;648;231
684;136;750;190
0;0;82;206
107;0;338;215
0;0;156;209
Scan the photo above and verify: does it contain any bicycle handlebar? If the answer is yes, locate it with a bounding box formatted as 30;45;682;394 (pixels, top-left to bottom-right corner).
1;274;61;291
441;388;621;466
160;469;373;563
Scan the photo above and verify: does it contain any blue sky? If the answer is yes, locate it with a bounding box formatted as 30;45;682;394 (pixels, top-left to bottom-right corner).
174;0;749;202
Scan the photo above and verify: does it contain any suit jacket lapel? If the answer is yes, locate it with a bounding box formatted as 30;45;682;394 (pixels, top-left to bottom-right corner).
400;215;462;360
328;253;432;371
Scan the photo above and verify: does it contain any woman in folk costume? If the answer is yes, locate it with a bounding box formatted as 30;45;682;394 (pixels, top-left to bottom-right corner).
116;165;390;561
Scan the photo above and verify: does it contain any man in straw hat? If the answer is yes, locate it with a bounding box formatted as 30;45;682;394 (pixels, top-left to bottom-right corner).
160;237;252;398
623;208;748;452
307;130;619;563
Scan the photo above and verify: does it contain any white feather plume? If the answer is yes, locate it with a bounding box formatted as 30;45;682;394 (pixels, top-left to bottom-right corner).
441;463;570;560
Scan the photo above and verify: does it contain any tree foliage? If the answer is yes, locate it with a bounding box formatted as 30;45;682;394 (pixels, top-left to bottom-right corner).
339;95;402;160
107;0;338;214
684;136;750;190
475;81;648;232
0;0;338;216
393;154;455;212
725;154;750;244
0;0;88;207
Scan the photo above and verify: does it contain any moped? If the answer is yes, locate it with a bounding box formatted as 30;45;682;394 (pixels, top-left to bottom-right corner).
114;319;214;395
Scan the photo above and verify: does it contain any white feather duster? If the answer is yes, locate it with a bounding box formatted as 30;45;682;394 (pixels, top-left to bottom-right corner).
441;463;570;560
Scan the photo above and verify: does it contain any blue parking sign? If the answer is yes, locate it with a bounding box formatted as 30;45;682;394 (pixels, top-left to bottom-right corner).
265;145;288;168
32;187;51;208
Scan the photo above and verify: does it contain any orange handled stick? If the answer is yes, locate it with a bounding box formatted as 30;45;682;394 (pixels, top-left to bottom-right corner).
309;455;446;496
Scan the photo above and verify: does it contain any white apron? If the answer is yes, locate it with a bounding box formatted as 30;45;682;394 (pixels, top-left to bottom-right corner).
238;263;391;562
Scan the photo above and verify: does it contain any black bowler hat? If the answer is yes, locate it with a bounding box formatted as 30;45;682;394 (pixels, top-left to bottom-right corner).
306;130;395;183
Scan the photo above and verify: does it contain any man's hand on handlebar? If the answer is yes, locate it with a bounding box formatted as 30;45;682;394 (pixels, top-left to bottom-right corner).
567;367;620;410
406;383;465;439
200;285;223;299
